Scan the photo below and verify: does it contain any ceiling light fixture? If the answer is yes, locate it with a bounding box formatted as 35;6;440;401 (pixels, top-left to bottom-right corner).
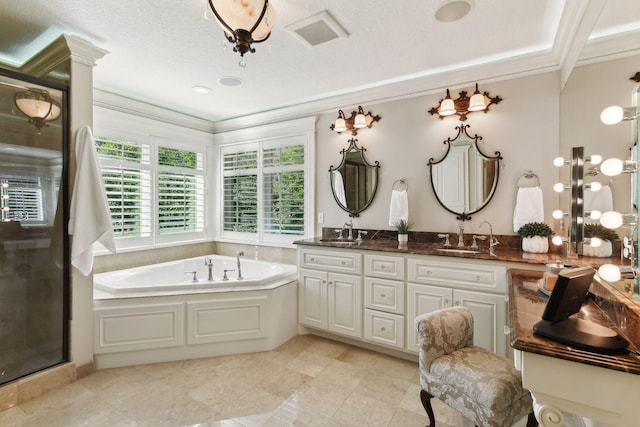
208;0;276;67
429;83;501;121
14;88;61;131
330;106;381;136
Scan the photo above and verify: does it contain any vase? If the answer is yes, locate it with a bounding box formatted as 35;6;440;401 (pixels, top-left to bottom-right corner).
522;236;549;253
398;234;408;247
582;240;613;258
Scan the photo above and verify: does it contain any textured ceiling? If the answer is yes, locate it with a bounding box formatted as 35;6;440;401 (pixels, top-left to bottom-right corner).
0;1;639;127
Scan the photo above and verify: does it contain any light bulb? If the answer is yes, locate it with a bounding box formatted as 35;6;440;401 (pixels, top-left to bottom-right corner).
600;211;623;229
551;235;564;246
589;182;602;192
553;183;565;192
589;210;602;220
600;158;623;176
589;237;602;247
439;89;455;116
588;154;602;165
598;264;621;282
600;106;624;125
552;210;564;219
553;157;566;167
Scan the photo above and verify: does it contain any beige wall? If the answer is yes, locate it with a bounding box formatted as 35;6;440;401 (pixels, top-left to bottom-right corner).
316;72;561;236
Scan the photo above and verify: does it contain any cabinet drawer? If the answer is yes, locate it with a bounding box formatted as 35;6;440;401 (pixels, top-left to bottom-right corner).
364;277;404;314
407;257;506;293
299;248;362;274
364;309;405;349
364;254;405;280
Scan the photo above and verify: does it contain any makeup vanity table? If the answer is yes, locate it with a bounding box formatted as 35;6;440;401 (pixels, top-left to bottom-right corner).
509;269;640;427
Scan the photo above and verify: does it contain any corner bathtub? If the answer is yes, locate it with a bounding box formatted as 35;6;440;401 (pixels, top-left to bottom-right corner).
94;255;297;295
93;255;298;368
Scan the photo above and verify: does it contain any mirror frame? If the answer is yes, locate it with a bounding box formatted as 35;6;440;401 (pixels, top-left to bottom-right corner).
329;138;380;217
428;124;502;221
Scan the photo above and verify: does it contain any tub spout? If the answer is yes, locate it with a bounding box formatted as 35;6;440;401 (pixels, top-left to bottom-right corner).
204;257;213;281
236;251;244;280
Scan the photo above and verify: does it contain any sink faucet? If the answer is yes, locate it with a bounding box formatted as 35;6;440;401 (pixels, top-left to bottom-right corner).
342;219;354;241
456;223;465;247
236;250;244;280
480;221;499;256
204;256;213;281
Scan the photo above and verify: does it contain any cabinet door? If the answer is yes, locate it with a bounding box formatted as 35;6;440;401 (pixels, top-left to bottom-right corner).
327;272;363;338
406;283;452;353
298;268;327;329
454;289;507;357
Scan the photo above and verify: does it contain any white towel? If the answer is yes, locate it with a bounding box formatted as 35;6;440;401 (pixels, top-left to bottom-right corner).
513;186;544;233
332;171;347;207
69;126;116;276
389;190;409;227
584;184;613;214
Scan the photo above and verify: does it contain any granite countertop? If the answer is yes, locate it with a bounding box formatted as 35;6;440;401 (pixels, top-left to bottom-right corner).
294;236;620;268
508;269;640;375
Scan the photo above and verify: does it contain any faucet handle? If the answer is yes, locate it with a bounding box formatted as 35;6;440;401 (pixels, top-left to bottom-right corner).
334;229;343;239
185;271;198;282
356;230;368;243
437;233;451;247
471;235;486;249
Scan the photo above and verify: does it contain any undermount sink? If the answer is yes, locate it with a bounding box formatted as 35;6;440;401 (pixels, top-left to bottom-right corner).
436;248;483;254
319;239;356;245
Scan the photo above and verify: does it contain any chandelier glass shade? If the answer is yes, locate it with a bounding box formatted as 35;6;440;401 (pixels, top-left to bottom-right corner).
208;0;275;58
14;88;61;130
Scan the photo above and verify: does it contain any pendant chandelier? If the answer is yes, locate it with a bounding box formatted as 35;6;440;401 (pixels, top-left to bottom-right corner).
14;88;61;130
208;0;275;66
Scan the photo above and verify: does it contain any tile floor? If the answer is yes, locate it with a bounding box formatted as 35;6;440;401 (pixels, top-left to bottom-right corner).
0;334;521;426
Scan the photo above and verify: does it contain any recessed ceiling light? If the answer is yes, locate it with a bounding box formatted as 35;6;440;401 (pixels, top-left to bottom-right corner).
435;0;474;23
192;86;211;94
218;76;244;87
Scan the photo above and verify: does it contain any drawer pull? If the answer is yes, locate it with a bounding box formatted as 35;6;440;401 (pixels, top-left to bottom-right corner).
427;270;433;276
380;294;386;298
454;300;460;306
380;327;386;332
381;265;386;270
309;257;315;262
341;261;346;265
475;275;481;281
444;298;450;305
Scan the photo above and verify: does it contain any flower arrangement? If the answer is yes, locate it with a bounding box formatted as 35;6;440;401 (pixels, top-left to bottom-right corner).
394;219;413;235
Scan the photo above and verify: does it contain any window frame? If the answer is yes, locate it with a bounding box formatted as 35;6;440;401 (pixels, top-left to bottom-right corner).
214;117;316;247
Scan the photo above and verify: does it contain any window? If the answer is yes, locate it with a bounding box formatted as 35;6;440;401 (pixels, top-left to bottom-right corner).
1;174;45;224
220;133;311;245
94;133;205;249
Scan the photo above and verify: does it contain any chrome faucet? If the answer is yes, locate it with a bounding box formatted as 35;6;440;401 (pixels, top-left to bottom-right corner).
236;250;244;280
438;233;451;247
480;221;499;256
456;223;465;247
342;219;354;241
204;256;214;281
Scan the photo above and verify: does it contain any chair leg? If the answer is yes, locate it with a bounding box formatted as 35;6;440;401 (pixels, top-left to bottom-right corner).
420;389;436;427
526;411;538;427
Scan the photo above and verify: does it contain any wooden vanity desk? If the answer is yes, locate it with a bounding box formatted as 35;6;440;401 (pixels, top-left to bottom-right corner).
508;269;640;426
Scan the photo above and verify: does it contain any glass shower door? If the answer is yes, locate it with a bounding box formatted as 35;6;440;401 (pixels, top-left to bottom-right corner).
0;69;69;385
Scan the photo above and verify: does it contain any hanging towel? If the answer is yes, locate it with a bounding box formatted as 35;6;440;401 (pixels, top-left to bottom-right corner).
389;189;409;226
584;184;613;215
69;126;116;276
332;170;347;207
513;186;544;233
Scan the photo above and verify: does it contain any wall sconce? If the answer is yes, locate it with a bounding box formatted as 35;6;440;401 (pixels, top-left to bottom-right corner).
330;106;381;136
428;83;502;121
207;0;275;67
14;88;61;130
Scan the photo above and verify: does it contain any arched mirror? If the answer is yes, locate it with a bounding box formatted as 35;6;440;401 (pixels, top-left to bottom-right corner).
329;138;380;217
428;124;502;221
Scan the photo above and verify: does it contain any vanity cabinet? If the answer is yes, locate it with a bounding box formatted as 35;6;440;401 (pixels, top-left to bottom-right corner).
298;249;363;338
296;246;509;357
406;257;508;356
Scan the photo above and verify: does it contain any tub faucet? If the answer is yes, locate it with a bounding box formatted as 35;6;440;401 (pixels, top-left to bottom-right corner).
185;270;198;282
480;221;499;257
204;257;213;281
457;223;465;247
236;251;244;280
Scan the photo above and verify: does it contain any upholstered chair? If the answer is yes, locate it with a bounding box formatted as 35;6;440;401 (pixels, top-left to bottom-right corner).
416;306;537;427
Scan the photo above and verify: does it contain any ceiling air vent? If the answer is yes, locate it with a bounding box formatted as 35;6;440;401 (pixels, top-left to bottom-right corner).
286;10;349;48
